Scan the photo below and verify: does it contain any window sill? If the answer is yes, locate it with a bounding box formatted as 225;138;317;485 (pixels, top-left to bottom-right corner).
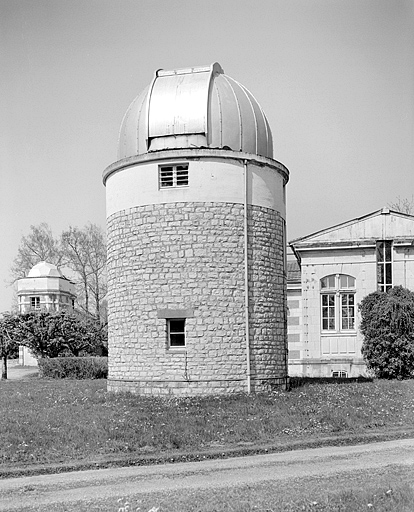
167;347;187;353
159;185;189;190
321;332;357;337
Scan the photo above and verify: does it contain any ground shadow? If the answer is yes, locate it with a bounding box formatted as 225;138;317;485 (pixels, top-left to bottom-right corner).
289;376;373;390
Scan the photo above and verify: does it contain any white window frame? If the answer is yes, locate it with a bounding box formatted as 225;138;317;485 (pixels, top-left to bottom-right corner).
321;274;356;333
167;318;186;348
332;370;348;378
31;296;40;310
376;240;393;292
159;164;189;189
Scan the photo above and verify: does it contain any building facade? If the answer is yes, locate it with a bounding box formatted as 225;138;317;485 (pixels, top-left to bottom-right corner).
103;63;290;395
287;208;414;377
17;261;76;365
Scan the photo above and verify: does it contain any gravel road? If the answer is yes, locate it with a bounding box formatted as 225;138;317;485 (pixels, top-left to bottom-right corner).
1;438;413;510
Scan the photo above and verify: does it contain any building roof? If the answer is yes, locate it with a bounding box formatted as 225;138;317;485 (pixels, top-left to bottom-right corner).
27;261;64;278
287;260;301;282
117;62;273;160
289;208;414;255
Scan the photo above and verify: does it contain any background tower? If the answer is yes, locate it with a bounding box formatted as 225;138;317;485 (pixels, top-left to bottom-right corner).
103;63;289;395
16;261;76;365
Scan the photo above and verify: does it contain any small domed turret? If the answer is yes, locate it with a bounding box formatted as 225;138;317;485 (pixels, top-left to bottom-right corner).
27;261;64;278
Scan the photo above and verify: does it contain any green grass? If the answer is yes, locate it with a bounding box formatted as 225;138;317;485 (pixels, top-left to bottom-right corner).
1;379;414;469
104;480;414;512
86;481;414;512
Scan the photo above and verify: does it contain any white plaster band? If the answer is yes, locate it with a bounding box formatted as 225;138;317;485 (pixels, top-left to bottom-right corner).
103;149;289;185
104;150;287;219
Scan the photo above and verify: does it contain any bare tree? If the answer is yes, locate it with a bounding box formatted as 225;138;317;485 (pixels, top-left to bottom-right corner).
10;223;65;280
61;224;107;321
388;196;414;215
84;224;107;322
10;223;107;323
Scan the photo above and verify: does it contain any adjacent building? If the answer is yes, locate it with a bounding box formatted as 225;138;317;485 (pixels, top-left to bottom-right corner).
287;208;414;377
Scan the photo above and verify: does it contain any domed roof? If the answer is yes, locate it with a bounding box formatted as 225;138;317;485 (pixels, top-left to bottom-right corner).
27;261;64;278
118;63;273;160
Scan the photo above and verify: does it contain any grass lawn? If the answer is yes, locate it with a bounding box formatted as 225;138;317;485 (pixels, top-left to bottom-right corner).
110;478;414;512
1;378;414;473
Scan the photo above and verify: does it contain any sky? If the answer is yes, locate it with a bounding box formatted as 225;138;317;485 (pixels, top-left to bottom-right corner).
1;0;413;312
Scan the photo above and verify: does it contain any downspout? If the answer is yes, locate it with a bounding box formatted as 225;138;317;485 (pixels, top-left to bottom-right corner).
244;159;251;393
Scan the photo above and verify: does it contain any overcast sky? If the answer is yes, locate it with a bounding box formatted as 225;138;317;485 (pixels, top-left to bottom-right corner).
1;0;413;311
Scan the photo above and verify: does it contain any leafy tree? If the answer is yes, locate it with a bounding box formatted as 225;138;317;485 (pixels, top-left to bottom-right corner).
55;311;107;357
0;314;20;379
80;314;108;356
8;311;105;359
359;286;414;379
10;312;64;358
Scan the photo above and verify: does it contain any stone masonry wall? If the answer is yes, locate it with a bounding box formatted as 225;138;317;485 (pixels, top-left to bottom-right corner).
107;201;287;395
247;206;287;391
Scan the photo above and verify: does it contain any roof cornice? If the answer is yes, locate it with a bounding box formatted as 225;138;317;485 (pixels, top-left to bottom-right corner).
103;148;289;185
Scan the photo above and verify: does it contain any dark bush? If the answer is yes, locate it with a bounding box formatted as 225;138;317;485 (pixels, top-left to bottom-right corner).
359;286;414;379
38;357;108;379
10;311;107;359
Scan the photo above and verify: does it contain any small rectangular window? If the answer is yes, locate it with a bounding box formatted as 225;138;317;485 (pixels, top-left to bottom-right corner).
167;318;186;348
160;166;174;187
341;294;355;330
322;294;335;330
332;371;348;378
31;297;40;310
159;164;189;189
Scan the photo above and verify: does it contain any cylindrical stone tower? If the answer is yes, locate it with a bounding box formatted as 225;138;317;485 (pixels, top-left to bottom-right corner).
103;63;289;395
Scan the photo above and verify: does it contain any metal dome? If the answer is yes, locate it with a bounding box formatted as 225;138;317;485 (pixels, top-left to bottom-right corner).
118;62;273;160
27;261;64;278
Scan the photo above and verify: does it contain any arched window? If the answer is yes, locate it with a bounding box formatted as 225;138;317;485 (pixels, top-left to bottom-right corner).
321;274;356;332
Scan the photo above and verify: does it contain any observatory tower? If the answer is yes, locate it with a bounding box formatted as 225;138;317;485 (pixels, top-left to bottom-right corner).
17;261;76;366
103;63;289;395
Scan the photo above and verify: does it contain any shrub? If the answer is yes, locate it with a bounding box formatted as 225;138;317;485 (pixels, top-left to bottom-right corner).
38;356;108;379
8;311;107;358
359;286;414;379
0;313;20;379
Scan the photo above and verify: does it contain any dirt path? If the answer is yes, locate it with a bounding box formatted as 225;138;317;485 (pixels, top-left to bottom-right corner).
1;438;413;510
1;364;38;381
